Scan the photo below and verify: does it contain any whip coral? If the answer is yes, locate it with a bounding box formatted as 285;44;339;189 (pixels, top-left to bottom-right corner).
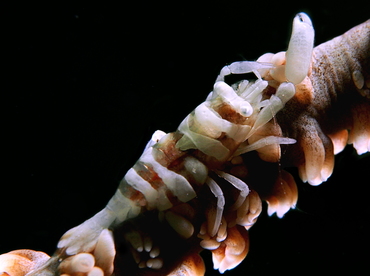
2;4;369;276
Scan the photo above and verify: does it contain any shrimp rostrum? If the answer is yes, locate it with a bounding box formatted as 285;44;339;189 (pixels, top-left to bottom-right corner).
1;13;369;276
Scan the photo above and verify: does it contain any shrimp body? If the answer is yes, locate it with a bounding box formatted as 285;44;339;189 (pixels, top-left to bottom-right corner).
55;63;297;257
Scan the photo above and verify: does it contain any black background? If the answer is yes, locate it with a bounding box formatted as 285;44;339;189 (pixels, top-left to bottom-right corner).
3;2;370;275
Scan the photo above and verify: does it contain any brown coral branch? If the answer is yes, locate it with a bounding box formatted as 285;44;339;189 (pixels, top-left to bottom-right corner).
278;20;370;185
2;7;369;276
